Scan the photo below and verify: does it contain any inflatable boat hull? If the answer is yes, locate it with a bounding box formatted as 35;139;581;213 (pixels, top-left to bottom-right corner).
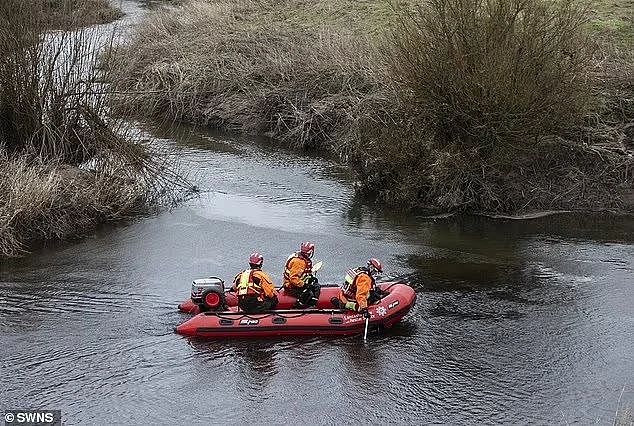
175;283;416;339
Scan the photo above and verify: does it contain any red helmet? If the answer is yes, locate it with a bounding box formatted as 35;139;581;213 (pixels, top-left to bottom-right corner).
367;258;383;273
300;242;315;258
249;252;264;267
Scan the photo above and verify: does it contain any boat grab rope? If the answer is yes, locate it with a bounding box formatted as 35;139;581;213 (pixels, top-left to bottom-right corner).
201;283;403;321
381;282;399;292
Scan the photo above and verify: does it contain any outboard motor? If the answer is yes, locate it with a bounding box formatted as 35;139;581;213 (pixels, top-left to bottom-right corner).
191;277;226;311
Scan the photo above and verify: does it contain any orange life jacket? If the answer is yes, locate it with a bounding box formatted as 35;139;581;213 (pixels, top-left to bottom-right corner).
283;253;313;287
341;267;375;300
236;269;266;300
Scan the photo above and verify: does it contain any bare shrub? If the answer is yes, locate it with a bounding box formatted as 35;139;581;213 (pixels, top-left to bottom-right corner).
0;0;127;162
385;0;593;149
346;0;633;213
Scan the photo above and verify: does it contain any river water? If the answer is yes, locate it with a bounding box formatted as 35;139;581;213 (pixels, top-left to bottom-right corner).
2;2;634;425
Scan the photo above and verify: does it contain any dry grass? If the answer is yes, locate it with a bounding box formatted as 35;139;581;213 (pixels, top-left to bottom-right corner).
109;0;385;150
0;0;187;257
0;157;144;257
109;0;633;214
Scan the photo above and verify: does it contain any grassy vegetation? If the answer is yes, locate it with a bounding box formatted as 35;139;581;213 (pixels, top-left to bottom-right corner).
589;0;633;47
108;0;384;149
0;0;185;257
45;0;123;28
109;0;633;214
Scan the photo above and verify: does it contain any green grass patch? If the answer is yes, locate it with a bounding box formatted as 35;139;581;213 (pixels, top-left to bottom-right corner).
589;0;633;46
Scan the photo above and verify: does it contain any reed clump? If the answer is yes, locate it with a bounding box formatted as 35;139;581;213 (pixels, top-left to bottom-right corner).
0;0;186;257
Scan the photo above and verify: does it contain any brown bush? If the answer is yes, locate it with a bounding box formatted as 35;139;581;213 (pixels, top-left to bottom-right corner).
347;0;633;213
385;0;593;149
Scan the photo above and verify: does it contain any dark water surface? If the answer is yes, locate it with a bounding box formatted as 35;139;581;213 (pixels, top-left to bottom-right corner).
2;2;634;424
2;120;632;425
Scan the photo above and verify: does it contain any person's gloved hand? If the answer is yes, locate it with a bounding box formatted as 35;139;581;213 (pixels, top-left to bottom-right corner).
360;307;370;319
305;276;319;287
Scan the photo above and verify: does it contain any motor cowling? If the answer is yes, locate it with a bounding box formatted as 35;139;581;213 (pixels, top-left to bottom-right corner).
191;277;225;311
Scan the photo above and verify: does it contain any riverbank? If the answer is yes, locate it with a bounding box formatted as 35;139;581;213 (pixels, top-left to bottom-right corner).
0;0;185;257
109;0;633;214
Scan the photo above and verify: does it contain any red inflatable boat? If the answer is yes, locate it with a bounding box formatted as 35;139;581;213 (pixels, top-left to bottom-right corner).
175;282;416;339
